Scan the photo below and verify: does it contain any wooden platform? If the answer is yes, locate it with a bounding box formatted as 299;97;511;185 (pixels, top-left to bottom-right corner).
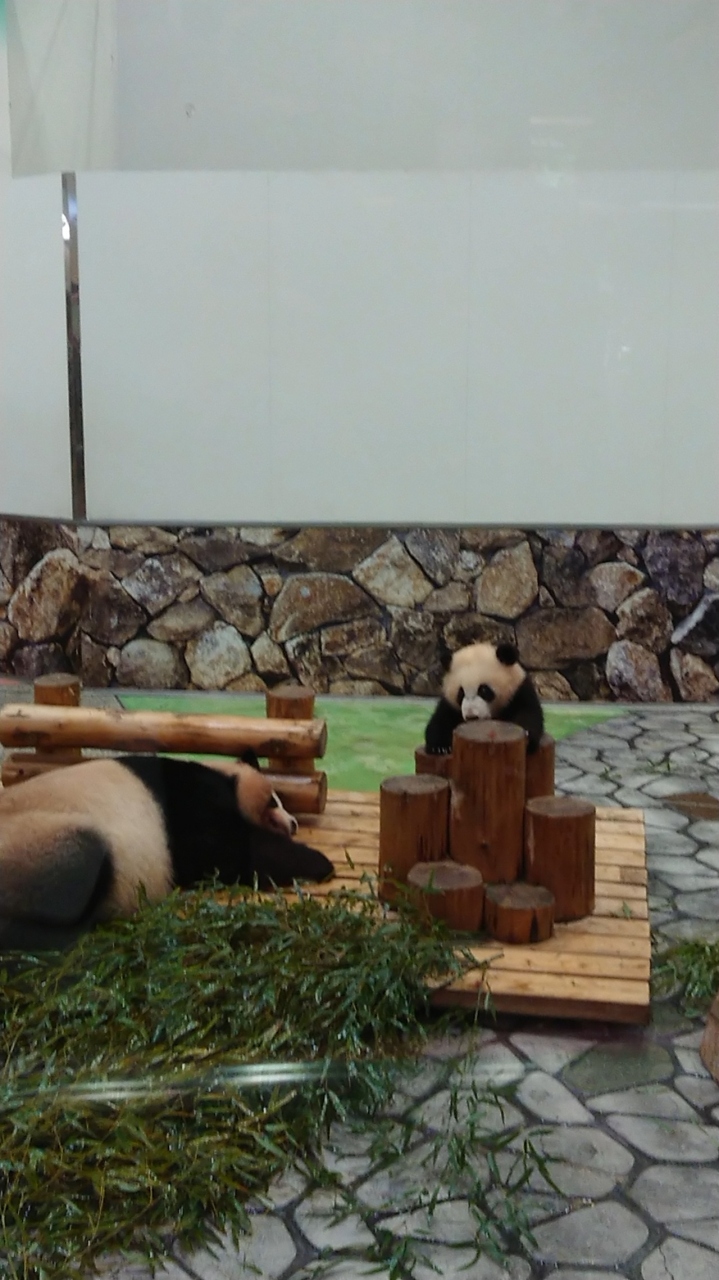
296;792;651;1025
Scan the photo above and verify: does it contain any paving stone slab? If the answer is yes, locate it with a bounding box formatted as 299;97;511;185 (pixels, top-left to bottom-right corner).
659;919;719;943
545;1273;629;1280
295;1263;393;1280
412;1088;524;1137
523;1124;634;1197
607;1114;719;1162
674;1048;712;1077
411;1245;531;1280
696;849;719;870
381;1197;481;1245
177;1217;296;1279
455;1042;527;1090
641;1237;719;1280
295;1191;375;1251
688;820;719;842
668;1219;719;1252
630;1165;719;1222
515;1072;593;1124
587;1084;699;1120
531;1201;648;1267
674;1074;719;1109
509;1032;595;1075
562;1043;674;1094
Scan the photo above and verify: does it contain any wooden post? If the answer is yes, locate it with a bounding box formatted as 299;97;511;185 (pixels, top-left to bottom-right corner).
0;703;327;760
414;747;453;779
266;684;317;778
379;775;449;903
407;860;484;932
261;770;327;815
1;674;83;787
525;796;596;922
700;992;719;1084
449;721;526;883
525;733;555;801
484;882;555;945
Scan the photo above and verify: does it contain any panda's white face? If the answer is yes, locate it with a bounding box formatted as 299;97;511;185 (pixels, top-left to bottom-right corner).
443;642;525;723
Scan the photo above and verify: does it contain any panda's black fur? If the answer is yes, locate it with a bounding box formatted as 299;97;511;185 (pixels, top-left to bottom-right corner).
425;641;543;756
0;755;333;952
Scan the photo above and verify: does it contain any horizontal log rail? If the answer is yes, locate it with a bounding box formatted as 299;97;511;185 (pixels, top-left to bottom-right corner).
0;704;327;760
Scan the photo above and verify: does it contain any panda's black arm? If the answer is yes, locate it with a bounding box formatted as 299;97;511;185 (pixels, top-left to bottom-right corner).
501;681;544;753
424;698;462;755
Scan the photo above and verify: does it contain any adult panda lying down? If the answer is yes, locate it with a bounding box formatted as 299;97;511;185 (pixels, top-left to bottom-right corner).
0;753;334;951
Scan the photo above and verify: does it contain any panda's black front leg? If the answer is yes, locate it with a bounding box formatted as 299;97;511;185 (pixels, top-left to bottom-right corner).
424;698;462;755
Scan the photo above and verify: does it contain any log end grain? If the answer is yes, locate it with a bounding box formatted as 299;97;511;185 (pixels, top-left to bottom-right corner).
484;881;555;945
408;860;485;933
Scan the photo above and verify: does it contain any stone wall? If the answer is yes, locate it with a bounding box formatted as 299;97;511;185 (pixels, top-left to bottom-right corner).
1;518;718;701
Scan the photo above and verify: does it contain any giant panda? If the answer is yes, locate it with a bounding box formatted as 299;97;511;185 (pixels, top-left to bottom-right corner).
425;641;543;755
0;754;333;952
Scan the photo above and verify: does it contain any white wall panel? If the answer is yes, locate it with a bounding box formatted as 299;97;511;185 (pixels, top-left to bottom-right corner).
661;171;719;522
466;171;680;525
0;173;72;518
80;172;270;523
266;173;470;523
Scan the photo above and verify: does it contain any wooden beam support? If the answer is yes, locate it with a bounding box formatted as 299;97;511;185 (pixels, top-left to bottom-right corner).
0;703;327;760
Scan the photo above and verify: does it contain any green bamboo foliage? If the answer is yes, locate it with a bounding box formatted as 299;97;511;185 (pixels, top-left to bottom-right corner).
0;887;472;1278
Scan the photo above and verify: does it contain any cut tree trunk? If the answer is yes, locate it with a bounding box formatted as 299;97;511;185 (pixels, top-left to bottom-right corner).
484;882;555;944
450;721;526;882
525;795;595;921
379;775;450;903
525;733;555;801
408;860;484;932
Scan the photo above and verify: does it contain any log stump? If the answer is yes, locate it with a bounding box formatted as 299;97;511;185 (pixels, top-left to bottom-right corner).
266;684;317;777
484;882;555;945
260;770;327;815
525;796;596;922
1;673;83;787
414;746;453;779
700;992;719;1084
450;721;526;883
407;861;485;932
379;775;450;903
525;733;555;801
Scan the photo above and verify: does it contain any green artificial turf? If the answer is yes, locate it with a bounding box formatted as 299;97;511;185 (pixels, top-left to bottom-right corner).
120;693;622;793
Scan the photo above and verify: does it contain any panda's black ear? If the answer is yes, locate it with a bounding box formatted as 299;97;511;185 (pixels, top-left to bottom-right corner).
496;643;520;667
238;748;261;771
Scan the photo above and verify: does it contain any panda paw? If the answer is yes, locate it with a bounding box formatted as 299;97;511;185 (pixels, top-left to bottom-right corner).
425;745;452;756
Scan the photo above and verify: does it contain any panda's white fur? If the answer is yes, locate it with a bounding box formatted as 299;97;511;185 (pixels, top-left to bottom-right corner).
0;760;172;919
0;754;333;950
442;642;526;723
425;641;544;755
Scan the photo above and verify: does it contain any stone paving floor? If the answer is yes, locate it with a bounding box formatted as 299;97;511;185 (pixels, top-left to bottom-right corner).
2;683;719;1280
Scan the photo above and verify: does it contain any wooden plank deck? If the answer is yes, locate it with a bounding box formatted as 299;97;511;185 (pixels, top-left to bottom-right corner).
296;793;651;1025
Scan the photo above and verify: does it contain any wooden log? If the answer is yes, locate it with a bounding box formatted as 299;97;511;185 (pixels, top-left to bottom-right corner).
261;770;327;815
414;746;453;779
525;795;596;922
407;860;485;932
484;882;555;945
379;775;449;903
1;751;81;788
525;733;555;801
34;673;82;705
449;721;526;883
32;673;83;763
0;704;327;760
700;992;719;1084
266;683;317;777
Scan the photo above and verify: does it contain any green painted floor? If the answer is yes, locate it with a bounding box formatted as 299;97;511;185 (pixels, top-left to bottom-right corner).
120;694;621;793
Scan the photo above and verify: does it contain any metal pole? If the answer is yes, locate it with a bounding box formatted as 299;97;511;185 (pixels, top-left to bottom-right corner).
62;172;87;520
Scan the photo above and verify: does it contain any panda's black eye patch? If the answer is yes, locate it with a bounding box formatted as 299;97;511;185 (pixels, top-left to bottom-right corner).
478;684;495;702
456;687;465;704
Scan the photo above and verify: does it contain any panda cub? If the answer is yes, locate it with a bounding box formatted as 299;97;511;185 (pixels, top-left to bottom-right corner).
425;641;543;755
0;754;333;952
